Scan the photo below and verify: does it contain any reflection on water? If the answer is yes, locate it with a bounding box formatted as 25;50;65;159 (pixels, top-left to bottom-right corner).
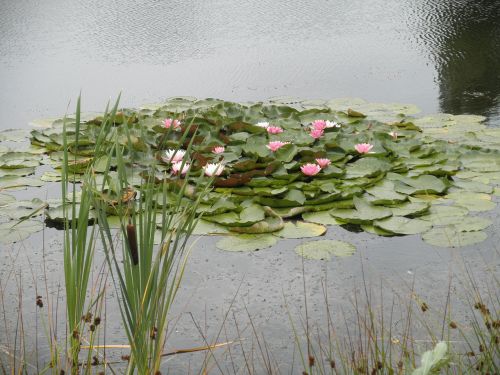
0;0;498;128
411;0;500;122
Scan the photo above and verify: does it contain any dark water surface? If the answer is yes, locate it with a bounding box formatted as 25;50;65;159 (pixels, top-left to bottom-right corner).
1;1;500;372
1;0;499;128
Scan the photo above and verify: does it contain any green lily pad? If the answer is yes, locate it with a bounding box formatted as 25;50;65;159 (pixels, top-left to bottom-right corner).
295;239;356;260
0;220;44;244
0;176;44;189
274;221;326;239
453;217;492;232
446;192;496;212
420;205;469;225
192;219;231;235
373;216;432;235
0;193;16;207
422;227;487;248
301;211;343;225
388;201;430;217
216;234;277;252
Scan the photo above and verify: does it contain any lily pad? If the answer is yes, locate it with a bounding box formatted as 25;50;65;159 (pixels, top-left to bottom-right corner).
216;234;277;252
373;216;432;235
274;221;326;239
0;220;44;244
453;217;492;232
422;227;487;248
446;192;496;212
192;219;231;235
420;205;469;226
301;211;342;225
295;239;356;260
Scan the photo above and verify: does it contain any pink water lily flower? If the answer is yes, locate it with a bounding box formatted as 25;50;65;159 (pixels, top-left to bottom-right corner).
212;146;225;154
266;141;290;152
311;120;327;131
309;128;324;139
163;149;186;163
171;161;190;175
315;158;331;169
203;162;225;177
163;118;182;130
354;143;374;154
301;163;321;176
266;126;284;134
256;121;270;128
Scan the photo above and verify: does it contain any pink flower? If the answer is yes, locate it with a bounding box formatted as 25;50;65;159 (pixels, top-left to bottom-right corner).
212;146;225;154
266;141;290;152
203;163;224;177
388;131;398;140
163;149;186;163
301;163;321;176
311;120;327;131
354;143;374;154
171;161;190;176
315;158;331;169
266;126;284;134
163;118;182;130
309;128;324;139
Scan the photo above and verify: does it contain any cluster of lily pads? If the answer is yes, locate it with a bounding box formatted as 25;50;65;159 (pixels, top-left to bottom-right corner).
0;97;499;259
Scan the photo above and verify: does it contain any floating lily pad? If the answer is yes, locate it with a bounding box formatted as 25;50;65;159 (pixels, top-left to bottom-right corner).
422;227;487;248
453;217;492;232
0;193;16;207
0;176;44;189
216;234;277;252
0;220;44;244
446;192;496;212
373;216;432;235
420;205;469;226
274;221;326;239
192;219;231;235
302;211;342;225
295;240;356;260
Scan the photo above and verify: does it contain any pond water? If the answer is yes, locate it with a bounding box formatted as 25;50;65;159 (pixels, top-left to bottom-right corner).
1;0;499;129
1;0;499;372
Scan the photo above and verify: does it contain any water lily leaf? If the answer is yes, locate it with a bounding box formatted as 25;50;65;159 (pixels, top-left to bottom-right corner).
0;152;41;169
453;217;492;232
0;220;44;244
230;216;284;234
446;192;496;212
0;193;16;207
388;201;430;217
461;151;500;172
422;227;487;248
302;211;343;225
274;221;326;239
345;158;391;179
330;197;392;224
374;216;432;235
216;234;277;252
0;167;36;177
0;176;44;189
192;219;230;235
275;143;298;162
398;175;447;194
257;189;306;208
295;239;356;260
420;205;469;225
451;179;493;194
360;224;394;236
45;205;96;223
365;180;407;204
0;129;29;142
41;171;63;182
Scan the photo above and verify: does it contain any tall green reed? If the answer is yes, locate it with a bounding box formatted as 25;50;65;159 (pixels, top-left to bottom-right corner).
61;95;117;372
92;114;211;373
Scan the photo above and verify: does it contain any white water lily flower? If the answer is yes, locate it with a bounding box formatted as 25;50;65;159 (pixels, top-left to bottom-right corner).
256;121;270;128
171;161;190;175
325;120;341;128
163;149;186;163
203;163;225;177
